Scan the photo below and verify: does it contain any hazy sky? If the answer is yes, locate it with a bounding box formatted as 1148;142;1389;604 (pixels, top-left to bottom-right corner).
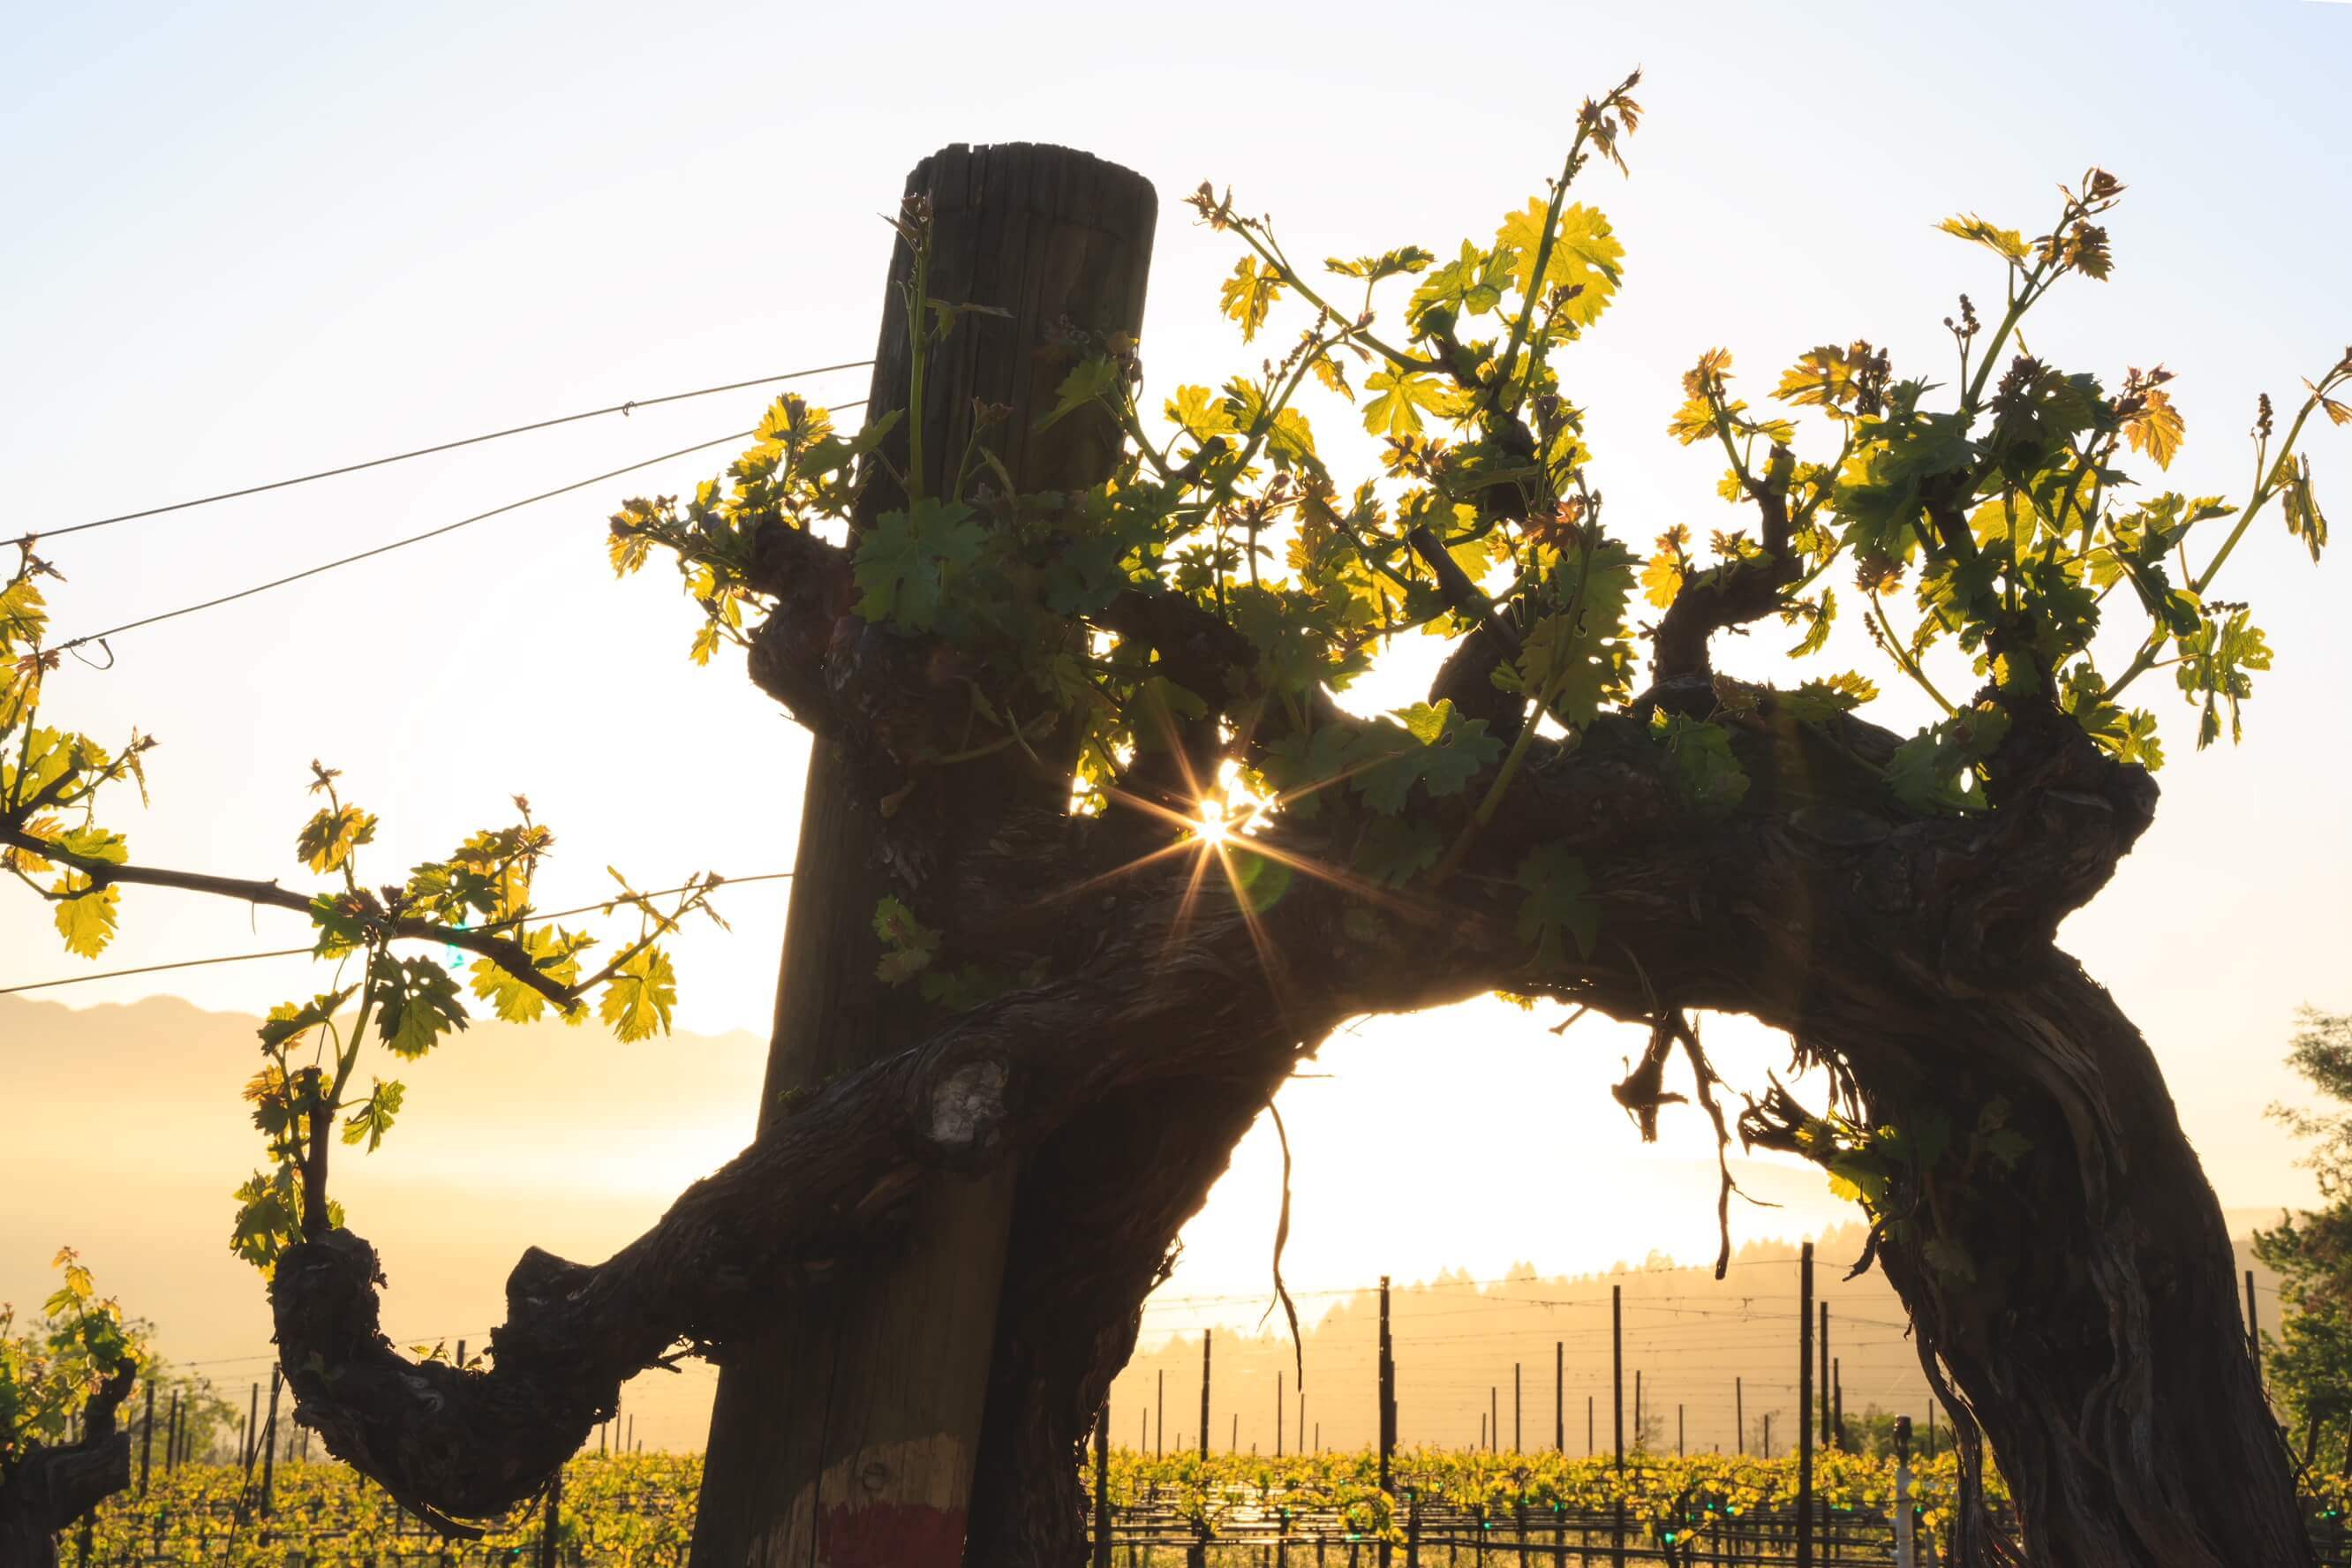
5;0;2350;1368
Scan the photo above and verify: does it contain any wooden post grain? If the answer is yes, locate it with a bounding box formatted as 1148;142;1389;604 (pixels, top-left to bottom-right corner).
689;142;1155;1568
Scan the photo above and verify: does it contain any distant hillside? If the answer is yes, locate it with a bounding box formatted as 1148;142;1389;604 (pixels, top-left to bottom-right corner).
0;993;2298;1455
0;992;766;1449
1106;1221;2289;1459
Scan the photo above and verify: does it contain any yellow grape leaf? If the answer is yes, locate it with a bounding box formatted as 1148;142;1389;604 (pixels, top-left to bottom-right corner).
53;873;120;958
1640;553;1685;609
1938;214;2029;263
1666;395;1719;446
1165;384;1235;438
296;804;377;874
599;946;678;1043
1218;256;1282;343
1308;352;1355;403
1774;344;1861;413
467;926;584;1025
2306;379;2352;428
2123;386;2185;471
1361;368;1458;438
1495;200;1623;327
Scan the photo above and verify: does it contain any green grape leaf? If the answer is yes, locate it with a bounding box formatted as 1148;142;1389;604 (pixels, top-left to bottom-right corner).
257;988;356;1050
230;1165;303;1276
1887;702;2012;814
340;1078;408;1152
852;498;984;632
1515;841;1599;966
873;894;942;984
295;805;377;875
1353;816;1444;888
2276;455;2329;565
1037;356;1119;432
370;953;470;1059
1325;247;1436;282
1647;712;1750;813
1407;241;1517;332
1779;672;1879;723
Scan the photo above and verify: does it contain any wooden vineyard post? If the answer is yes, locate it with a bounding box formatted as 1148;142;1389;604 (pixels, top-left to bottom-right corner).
687;142;1156;1568
164;1390;180;1474
1610;1285;1624;1568
1554;1343;1564;1453
1893;1414;1915;1568
1513;1361;1522;1453
1820;1304;1832;1449
1157;1370;1165;1458
139;1379;154;1498
540;1463;562;1568
1202;1332;1213;1459
1798;1241;1815;1568
1832;1360;1843;1451
1736;1377;1744;1455
260;1368;282;1517
1378;1277;1396;1568
1093;1398;1111;1568
1278;1372;1285;1457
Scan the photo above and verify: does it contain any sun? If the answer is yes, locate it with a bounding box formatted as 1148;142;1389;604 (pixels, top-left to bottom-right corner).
1189;802;1234;848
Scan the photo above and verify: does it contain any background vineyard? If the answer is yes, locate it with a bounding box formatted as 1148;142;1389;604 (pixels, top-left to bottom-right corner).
58;1451;2352;1566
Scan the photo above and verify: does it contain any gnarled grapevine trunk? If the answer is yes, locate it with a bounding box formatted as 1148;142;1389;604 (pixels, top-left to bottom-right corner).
0;1365;134;1568
963;1072;1287;1564
1821;961;2307;1565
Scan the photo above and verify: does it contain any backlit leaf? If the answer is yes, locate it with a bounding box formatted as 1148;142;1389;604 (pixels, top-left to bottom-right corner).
599;945;677;1043
2123;386;2184;471
1219;256;1283;343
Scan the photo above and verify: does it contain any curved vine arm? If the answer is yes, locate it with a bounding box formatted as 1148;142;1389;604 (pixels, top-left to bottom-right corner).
0;824;576;1010
262;676;2146;1531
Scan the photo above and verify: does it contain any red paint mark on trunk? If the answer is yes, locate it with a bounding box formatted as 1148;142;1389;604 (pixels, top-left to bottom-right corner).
818;1500;966;1568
